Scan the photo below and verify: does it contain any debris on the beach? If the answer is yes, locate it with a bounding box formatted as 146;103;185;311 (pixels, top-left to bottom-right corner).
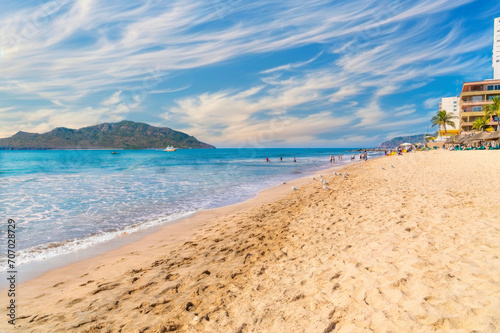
282;181;287;184
323;184;329;190
311;177;316;180
390;164;394;168
291;187;297;191
380;166;385;170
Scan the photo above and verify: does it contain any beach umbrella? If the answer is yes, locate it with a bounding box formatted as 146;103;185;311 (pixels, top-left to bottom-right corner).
444;136;455;143
400;142;412;146
485;130;500;140
475;132;491;141
463;132;488;144
454;134;470;144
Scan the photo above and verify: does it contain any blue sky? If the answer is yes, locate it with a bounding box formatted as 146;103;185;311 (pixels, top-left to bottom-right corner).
1;0;500;147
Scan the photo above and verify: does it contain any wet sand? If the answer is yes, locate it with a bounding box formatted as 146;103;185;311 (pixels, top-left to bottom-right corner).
2;150;499;332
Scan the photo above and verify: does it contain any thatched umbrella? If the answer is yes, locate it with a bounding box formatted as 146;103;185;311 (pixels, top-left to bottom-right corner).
475;132;490;140
463;132;489;144
454;134;470;145
445;136;455;143
485;131;500;140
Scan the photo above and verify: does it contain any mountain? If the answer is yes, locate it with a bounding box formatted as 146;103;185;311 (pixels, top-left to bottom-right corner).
376;133;436;149
0;121;215;150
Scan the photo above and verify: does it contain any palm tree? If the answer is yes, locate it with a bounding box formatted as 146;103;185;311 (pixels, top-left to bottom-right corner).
472;117;491;132
484;96;500;131
431;110;457;135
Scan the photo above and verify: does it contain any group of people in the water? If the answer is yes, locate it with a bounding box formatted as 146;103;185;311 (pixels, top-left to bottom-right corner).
329;155;343;163
266;152;369;163
266;156;296;162
330;151;368;163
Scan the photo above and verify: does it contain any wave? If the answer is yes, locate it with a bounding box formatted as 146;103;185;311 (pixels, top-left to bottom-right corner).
0;210;197;270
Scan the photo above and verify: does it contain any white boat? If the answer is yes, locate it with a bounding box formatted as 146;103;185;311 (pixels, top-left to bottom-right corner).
164;145;177;152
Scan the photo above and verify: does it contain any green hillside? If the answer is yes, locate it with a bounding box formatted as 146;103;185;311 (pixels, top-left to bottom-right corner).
0;121;215;150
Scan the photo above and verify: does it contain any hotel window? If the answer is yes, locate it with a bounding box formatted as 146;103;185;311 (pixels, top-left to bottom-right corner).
489;95;500;100
472;96;483;102
472;106;482;111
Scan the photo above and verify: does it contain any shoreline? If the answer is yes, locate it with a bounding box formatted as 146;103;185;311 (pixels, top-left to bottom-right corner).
5;150;496;332
2;158;364;288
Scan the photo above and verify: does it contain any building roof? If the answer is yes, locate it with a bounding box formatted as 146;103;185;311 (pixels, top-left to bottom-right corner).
462;79;500;85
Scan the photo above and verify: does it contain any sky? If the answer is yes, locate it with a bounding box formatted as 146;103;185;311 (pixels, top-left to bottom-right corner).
1;0;500;148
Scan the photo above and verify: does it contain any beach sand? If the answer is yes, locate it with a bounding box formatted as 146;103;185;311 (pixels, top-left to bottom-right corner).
2;150;500;332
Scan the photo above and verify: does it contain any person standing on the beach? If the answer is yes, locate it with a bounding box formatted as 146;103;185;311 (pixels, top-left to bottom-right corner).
364;151;368;161
332;155;335;163
330;155;333;163
293;157;296;162
351;154;355;161
280;156;283;161
266;157;269;162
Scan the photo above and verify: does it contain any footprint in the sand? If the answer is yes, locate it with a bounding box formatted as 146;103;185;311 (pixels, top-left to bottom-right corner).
165;273;180;281
67;298;84;307
91;282;121;295
79;280;95;287
127;281;158;295
161;283;183;295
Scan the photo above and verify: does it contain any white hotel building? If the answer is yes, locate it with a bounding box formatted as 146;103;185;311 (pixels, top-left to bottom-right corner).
494;17;500;79
439;97;460;136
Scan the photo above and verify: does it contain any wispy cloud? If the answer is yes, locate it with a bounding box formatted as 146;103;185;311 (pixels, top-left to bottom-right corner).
150;86;191;94
424;97;442;109
0;0;495;146
260;52;324;74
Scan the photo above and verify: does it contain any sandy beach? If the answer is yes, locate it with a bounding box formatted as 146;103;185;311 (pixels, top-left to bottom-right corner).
2;150;500;332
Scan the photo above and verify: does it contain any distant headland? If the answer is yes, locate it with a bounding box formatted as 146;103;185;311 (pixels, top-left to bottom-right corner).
0;120;215;150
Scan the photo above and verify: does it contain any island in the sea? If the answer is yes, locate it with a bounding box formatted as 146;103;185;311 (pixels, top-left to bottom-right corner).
0;120;215;150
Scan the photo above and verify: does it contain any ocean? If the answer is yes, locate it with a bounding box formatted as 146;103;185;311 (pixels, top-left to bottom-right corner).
0;148;381;271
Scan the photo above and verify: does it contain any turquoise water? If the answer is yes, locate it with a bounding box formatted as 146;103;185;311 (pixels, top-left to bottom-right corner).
0;148;379;267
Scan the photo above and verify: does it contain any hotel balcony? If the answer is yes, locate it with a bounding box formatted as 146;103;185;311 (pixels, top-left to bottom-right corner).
461;100;493;106
460;110;485;115
461;89;500;97
460;118;498;127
